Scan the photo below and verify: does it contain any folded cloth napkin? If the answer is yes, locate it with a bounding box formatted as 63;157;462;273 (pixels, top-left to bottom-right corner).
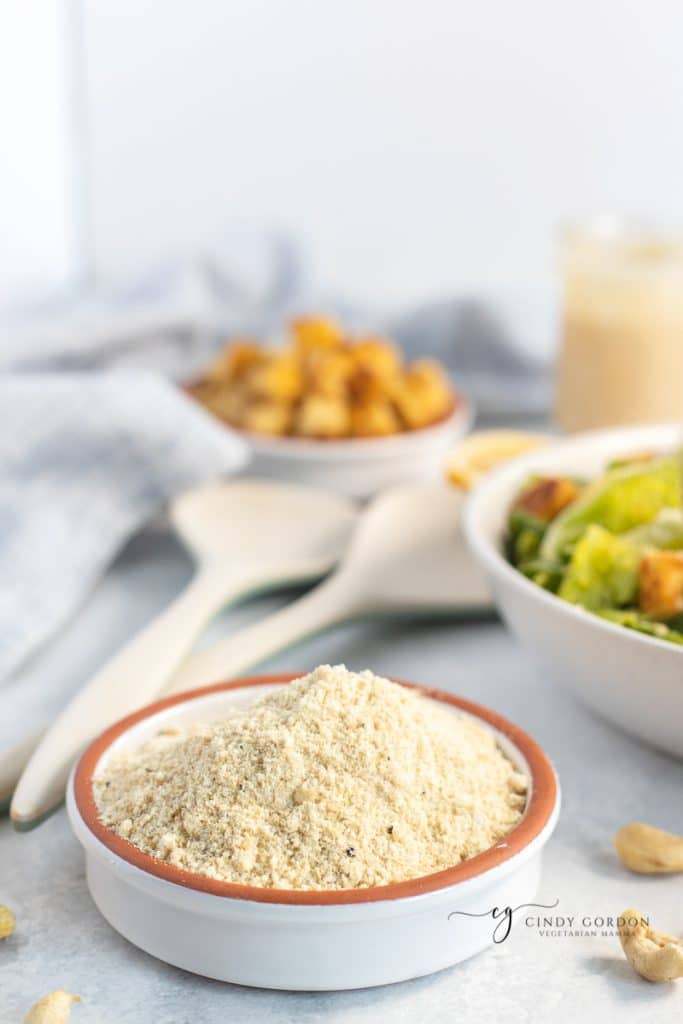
0;229;299;763
0;226;305;378
0;372;247;688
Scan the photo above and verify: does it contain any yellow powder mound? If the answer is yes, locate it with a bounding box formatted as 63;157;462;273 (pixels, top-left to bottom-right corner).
95;665;527;890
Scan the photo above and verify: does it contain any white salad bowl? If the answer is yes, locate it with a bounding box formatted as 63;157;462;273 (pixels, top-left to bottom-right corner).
464;423;683;758
237;399;474;498
67;674;558;991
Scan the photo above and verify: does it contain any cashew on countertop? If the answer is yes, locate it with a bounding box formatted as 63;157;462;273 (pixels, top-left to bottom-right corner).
618;909;683;983
24;990;80;1024
614;822;683;874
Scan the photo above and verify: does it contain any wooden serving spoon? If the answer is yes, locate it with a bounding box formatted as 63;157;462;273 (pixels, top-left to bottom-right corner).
167;483;492;693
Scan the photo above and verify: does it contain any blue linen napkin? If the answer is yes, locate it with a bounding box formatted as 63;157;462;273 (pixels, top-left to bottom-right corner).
0;372;248;688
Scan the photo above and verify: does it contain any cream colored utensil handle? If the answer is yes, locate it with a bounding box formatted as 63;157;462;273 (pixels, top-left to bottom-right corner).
10;564;273;828
0;731;45;811
167;574;359;695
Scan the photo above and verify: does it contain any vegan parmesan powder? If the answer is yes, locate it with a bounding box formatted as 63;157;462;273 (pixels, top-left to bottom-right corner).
95;666;528;890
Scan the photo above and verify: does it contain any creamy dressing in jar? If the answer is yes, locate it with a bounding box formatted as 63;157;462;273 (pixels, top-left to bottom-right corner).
556;218;683;432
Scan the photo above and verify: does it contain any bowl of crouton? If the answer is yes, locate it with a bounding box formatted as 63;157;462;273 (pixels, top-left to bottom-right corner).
187;316;473;496
464;423;683;758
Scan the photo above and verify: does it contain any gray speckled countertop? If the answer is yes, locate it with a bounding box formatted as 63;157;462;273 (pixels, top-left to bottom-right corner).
2;529;682;1023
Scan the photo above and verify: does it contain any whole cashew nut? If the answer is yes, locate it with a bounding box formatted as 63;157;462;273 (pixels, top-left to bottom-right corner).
24;990;80;1024
618;908;683;982
614;822;683;874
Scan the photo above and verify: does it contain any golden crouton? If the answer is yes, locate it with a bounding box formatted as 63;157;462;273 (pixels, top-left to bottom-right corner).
515;477;580;523
392;360;453;429
190;317;455;439
638;551;683;619
295;394;351;438
350;399;401;437
305;348;356;396
191;383;247;426
351;337;402;379
245;355;304;401
348;368;385;403
204;341;264;383
291;316;345;354
241;399;294;436
408;359;451;390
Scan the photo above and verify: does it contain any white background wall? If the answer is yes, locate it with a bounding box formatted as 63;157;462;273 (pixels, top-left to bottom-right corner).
79;0;683;305
4;1;683;309
0;1;78;310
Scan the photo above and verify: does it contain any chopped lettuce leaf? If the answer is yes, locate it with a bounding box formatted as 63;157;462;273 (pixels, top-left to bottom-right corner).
626;508;683;551
517;557;566;593
597;609;683;646
558;524;639;610
505;509;546;566
541;457;682;562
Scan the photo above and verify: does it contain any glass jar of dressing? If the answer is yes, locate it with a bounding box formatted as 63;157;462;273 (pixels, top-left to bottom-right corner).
556;218;683;432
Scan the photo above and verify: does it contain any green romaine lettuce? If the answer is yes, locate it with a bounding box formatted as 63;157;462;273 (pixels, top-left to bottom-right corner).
541;457;682;562
626;508;683;551
505;509;546;566
557;524;640;610
516;557;566;593
597;609;683;646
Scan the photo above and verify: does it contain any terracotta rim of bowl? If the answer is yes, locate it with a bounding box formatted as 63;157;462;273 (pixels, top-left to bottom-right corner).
74;674;558;906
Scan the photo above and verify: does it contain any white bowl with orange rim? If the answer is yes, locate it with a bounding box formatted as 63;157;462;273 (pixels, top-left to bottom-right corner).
67;673;559;990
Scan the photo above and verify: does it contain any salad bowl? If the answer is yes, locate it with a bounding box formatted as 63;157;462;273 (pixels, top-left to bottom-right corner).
464;424;683;758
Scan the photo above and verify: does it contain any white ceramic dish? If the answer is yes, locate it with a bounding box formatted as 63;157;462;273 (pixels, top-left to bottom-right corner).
464;423;683;758
240;400;474;498
67;674;559;991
